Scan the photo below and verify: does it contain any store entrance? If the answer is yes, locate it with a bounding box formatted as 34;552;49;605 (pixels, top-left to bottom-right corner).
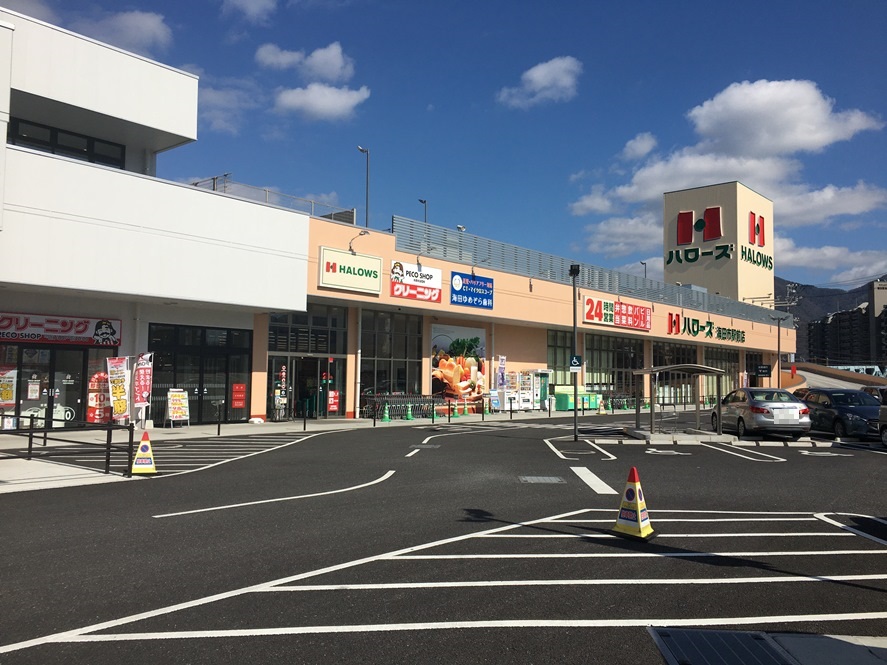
17;347;85;428
268;355;345;421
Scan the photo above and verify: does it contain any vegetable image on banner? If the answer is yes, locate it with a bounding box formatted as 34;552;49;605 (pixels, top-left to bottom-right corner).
106;357;131;420
430;325;487;404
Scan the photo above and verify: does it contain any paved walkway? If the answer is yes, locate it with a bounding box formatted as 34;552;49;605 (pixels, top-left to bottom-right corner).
2;410;886;664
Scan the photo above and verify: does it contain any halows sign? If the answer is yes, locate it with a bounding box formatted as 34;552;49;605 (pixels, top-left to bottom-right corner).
390;261;442;303
319;247;382;294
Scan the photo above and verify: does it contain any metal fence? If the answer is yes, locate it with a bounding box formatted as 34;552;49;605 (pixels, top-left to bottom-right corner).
1;417;136;475
391;216;791;328
191;175;357;224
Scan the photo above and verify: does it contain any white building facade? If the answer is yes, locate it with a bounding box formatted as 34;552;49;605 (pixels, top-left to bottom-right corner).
0;9;309;426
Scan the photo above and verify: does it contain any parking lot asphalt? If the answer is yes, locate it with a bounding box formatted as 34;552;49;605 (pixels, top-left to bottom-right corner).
2;410;886;664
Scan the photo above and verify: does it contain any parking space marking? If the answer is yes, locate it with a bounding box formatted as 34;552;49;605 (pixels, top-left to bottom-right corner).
405;449;420;457
152;470;396;519
5;506;887;654
698;441;786;462
569;466;618;494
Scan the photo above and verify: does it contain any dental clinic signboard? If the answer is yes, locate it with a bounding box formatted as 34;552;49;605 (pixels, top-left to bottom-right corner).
318;247;382;295
390;260;442;303
450;271;494;310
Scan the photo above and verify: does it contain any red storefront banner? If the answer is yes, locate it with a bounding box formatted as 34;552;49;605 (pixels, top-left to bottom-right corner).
0;312;121;346
133;353;154;408
583;297;651;331
231;383;247;409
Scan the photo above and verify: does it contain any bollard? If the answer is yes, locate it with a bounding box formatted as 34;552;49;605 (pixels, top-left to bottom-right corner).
509;396;514;420
481;397;485;421
381;402;391;423
448;402;452;423
405;403;414;421
431;400;435;424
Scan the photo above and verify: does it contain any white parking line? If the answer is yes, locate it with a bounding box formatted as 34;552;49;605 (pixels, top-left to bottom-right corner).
569;467;618;494
152;470;396;518
697;442;786;462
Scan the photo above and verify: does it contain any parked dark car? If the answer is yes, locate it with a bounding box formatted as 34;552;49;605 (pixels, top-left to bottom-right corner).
800;388;881;439
711;388;811;440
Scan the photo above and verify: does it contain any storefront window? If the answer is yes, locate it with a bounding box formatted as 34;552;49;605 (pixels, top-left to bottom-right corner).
583;334;643;399
361;310;423;398
653;342;698;406
149;324;252;424
705;347;740;396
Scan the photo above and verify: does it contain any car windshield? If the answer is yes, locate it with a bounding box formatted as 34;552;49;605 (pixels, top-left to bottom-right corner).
748;390;800;403
829;391;879;406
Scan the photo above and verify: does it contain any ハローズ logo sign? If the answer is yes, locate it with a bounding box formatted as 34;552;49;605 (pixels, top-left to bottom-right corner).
676;207;722;245
749;212;765;247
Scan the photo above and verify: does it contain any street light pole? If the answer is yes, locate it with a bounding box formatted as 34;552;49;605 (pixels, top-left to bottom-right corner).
418;198;427;223
769;313;787;389
357;146;369;227
570;263;581;442
640;261;647;279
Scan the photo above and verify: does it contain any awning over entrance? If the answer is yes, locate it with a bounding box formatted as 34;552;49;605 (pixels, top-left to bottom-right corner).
631;364;726;434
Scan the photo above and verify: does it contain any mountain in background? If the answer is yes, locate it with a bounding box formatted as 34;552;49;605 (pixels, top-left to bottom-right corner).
774;275;887;361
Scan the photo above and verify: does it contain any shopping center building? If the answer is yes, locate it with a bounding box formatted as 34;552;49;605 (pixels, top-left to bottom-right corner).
0;9;793;427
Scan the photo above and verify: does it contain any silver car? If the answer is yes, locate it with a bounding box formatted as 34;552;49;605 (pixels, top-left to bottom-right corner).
712;388;811;440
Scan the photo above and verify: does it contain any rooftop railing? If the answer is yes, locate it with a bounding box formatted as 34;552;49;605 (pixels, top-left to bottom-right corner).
391;215;792;328
191;174;356;224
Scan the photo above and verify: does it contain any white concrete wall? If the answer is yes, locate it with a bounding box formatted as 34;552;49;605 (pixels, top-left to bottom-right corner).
1;148;308;312
0;8;197;142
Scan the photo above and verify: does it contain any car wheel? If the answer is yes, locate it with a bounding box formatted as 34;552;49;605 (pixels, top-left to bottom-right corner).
834;420;847;439
788;433;801;441
736;418;746;439
881;426;887;447
711;413;719;432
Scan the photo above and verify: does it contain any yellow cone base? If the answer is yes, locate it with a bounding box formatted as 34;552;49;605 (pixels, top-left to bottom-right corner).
611;466;655;541
131;432;157;475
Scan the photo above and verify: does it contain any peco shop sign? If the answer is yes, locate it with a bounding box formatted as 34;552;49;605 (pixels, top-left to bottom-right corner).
318;246;382;295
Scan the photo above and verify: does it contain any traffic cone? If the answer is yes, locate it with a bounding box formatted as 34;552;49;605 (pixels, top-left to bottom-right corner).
131;431;157;475
611;466;655;541
405;403;414;421
450;401;459;418
381;403;391;423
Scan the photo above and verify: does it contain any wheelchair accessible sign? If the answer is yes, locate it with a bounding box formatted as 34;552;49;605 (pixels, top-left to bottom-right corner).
570;355;582;372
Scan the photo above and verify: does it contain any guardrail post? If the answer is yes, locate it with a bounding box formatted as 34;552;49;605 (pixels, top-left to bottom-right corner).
126;423;134;477
27;415;35;460
104;425;113;474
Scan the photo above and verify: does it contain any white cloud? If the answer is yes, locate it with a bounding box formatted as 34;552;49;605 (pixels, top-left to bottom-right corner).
302;42;354;82
497;56;582;109
774;181;887;226
1;0;58;23
274;82;370;120
688;79;884;157
70;11;172;58
571;79;886;237
582;212;661;258
570;184;613;215
256;43;304;69
301;191;341;207
199;80;264;134
621;132;657;160
775;236;887;286
222;0;277;24
256;42;354;82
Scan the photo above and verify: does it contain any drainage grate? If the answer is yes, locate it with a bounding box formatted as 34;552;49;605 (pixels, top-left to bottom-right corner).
518;476;566;484
649;628;801;665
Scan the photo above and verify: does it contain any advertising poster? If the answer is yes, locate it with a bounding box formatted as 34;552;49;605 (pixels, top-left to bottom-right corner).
390;260;442;303
133;352;154;408
430;324;487;403
106;356;131;420
449;272;494;310
167;389;190;422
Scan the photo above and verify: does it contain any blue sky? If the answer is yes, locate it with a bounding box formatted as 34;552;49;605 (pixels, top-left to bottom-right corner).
9;0;887;289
